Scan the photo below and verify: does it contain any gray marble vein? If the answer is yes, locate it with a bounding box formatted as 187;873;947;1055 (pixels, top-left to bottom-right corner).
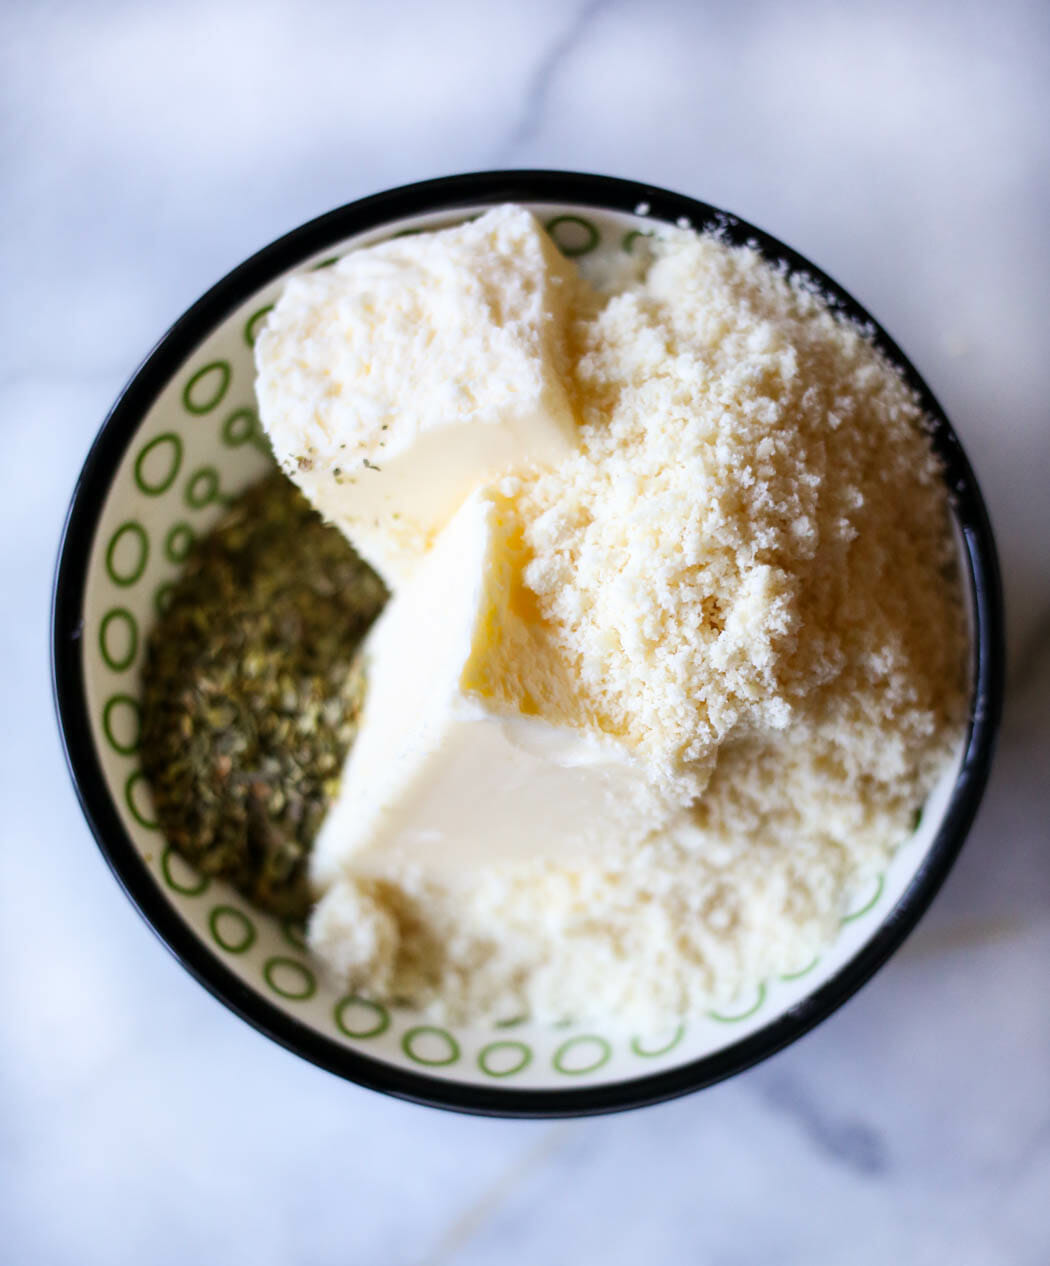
753;1069;890;1177
496;0;615;159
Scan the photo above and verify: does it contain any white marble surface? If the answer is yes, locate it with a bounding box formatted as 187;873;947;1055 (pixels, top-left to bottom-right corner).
2;1;1049;1262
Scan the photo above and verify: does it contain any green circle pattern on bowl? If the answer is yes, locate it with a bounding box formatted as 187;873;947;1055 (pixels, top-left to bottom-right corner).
708;983;767;1024
478;1041;533;1078
182;361;231;415
630;1025;686;1058
134;432;183;496
101;693;141;756
123;770;158;830
402;1026;461;1067
99;607;138;672
209;905;257;954
780;955;822;982
334;996;391;1040
621;228;655;254
104;521;149;587
153;582;174;617
164;522;195;564
553;1035;612;1075
281;918;308;952
243;306;274;348
161;846;209;897
263;957;317;1001
184;466;223;509
544;214;600;257
222;408;258;447
841;874;885;924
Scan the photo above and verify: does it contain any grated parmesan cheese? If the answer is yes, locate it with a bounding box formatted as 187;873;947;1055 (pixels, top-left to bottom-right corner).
301;218;967;1026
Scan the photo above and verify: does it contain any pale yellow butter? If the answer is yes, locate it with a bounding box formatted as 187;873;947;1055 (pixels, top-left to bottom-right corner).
310;488;683;892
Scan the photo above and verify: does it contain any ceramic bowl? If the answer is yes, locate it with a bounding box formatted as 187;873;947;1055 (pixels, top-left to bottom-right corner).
52;171;1003;1116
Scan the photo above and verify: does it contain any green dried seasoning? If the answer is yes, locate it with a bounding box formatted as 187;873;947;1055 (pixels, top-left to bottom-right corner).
140;472;387;918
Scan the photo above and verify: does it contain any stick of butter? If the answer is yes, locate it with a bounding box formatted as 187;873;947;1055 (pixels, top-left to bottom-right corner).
309;488;683;891
255;205;578;585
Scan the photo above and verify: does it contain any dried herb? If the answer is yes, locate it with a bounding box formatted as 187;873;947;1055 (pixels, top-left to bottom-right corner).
140;472;387;918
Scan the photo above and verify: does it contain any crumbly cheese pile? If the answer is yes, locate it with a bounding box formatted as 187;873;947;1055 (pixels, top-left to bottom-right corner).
265;211;967;1025
513;232;964;782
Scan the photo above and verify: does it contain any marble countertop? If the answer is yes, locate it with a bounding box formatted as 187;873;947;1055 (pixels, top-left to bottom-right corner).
2;2;1048;1262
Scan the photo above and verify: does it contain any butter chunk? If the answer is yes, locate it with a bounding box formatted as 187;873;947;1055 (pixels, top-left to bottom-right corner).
309;489;683;896
255;206;579;585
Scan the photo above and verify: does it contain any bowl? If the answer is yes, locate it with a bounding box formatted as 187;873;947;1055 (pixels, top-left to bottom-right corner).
51;171;1004;1116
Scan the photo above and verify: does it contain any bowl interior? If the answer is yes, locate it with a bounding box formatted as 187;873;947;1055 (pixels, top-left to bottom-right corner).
66;192;977;1107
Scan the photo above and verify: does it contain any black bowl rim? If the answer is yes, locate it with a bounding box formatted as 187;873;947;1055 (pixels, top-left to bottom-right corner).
51;169;1004;1118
